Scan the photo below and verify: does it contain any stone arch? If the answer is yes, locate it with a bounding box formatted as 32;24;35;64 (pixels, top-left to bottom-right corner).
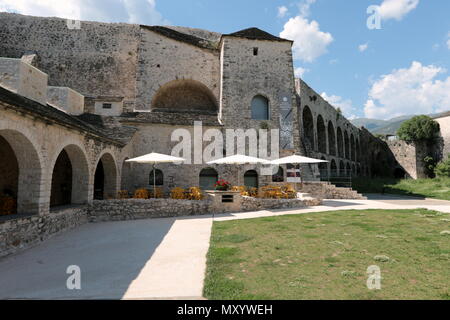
244;170;259;188
50;144;90;206
339;160;345;176
120;158;132;191
94;152;118;200
0;129;42;214
330;159;337;177
327;121;336;156
317;115;326;154
350;133;356;161
319;156;328;179
356;139;360;162
199;167;218;190
344;131;350;160
251;95;269;120
149;169;164;186
337;127;344;158
272;166;284;182
151;79;218;114
302;106;315;150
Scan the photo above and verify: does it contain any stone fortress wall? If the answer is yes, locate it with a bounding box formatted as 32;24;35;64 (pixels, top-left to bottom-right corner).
0;12;399;211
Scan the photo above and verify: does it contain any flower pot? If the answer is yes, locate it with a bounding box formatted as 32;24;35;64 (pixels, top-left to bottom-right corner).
215;186;229;191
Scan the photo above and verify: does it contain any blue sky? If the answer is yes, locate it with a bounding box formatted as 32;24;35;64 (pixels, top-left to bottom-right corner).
1;0;449;120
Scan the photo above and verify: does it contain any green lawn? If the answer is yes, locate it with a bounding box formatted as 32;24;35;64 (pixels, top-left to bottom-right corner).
352;177;450;201
203;209;450;300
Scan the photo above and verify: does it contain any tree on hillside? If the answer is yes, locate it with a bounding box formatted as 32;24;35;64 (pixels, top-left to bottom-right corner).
397;115;440;142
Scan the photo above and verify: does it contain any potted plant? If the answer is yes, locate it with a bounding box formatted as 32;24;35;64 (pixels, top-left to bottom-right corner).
214;179;231;191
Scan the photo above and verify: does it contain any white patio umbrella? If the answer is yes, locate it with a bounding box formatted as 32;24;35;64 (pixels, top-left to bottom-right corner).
126;152;185;198
207;154;270;186
270;154;328;190
270;154;328;165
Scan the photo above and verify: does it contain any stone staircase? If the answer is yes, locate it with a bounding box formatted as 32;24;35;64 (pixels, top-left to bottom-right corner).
301;182;367;200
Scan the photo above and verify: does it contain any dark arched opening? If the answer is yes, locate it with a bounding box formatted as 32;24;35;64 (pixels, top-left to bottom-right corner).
328;121;336;156
344;131;350;160
0;135;19;215
251;95;269;120
152;79;218;114
244;170;259;188
94;153;118;200
317;115;326;154
50;150;72;207
199;168;218;190
337;127;344;158
302;106;314;150
272;166;284;182
149;169;164;186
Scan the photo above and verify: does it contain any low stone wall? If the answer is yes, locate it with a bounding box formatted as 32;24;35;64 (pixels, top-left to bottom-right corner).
87;199;212;222
0;206;88;258
1;196;321;257
87;196;316;222
241;197;308;212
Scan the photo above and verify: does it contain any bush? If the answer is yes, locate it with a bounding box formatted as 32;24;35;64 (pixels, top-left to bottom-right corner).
397;115;440;142
435;155;450;177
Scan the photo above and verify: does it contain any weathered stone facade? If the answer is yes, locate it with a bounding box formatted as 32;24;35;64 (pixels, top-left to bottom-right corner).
0;12;388;257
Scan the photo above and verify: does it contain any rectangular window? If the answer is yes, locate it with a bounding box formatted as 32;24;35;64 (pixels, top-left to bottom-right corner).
102;103;112;109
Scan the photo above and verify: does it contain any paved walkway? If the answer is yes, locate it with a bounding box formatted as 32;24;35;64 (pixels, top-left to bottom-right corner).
0;194;449;299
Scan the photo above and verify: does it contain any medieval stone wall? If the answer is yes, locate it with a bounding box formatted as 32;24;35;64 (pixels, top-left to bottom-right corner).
135;28;220;112
0;13;140;104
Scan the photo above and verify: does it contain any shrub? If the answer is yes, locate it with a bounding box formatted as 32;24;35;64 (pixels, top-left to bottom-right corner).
435;155;450;177
397;115;440;142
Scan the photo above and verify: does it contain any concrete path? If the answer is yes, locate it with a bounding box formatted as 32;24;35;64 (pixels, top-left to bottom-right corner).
0;194;449;299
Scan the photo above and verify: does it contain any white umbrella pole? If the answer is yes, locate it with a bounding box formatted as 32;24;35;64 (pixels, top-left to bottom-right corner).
153;163;156;198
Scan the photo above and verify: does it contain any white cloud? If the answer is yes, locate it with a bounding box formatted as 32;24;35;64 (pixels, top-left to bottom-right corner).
364;61;450;119
0;0;168;25
359;43;369;52
280;16;333;62
378;0;419;21
277;6;288;18
321;92;357;118
294;67;308;78
297;0;316;18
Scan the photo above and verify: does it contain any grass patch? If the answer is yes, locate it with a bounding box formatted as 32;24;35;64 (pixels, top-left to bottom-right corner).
203;209;450;300
352;177;450;201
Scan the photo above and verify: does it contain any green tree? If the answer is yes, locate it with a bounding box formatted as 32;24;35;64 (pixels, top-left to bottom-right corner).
397;115;440;142
435;155;450;178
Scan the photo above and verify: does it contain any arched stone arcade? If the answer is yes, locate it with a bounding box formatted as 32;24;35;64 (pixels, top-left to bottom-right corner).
94;153;118;200
50;144;90;207
0;130;42;214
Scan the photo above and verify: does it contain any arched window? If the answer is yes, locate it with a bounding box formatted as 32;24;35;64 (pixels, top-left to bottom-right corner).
251;95;269;120
244;170;259;188
199;168;218;190
272;167;284;182
149;169;164;186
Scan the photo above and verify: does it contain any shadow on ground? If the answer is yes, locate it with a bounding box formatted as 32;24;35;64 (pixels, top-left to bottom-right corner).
0;218;175;299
